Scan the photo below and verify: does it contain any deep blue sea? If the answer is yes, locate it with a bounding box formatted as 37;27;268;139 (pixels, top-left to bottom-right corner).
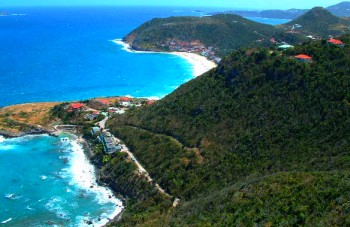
0;7;288;226
0;7;288;107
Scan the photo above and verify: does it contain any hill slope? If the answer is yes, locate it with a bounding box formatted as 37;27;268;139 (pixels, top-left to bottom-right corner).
124;8;349;57
123;14;293;56
281;7;350;36
108;36;350;226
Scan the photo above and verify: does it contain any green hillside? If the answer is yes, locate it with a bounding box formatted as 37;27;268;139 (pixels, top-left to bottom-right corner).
281;7;350;37
123;8;350;57
123;14;298;56
108;36;350;226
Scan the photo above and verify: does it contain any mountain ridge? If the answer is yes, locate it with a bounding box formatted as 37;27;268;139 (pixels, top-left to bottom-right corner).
212;1;350;19
280;7;350;37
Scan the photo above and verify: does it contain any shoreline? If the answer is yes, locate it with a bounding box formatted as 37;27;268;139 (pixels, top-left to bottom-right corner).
0;39;218;226
0;128;57;139
112;39;217;77
0;130;124;226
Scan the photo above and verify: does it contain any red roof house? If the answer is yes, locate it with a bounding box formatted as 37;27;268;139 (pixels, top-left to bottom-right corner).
294;54;313;62
327;38;344;45
70;103;85;110
147;100;156;106
119;97;131;102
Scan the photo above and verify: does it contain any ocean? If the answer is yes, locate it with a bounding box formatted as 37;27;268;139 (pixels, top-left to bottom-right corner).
0;134;122;226
0;7;288;226
0;7;289;107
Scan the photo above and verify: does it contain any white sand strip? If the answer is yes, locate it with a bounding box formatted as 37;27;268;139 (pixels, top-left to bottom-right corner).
171;52;217;77
112;39;217;77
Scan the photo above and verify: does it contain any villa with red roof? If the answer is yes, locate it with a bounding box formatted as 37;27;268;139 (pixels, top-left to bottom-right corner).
147;100;156;106
294;54;313;63
119;97;132;102
71;103;84;109
327;38;344;46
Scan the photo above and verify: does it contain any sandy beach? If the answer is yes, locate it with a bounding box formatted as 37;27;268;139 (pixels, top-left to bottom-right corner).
112;39;217;77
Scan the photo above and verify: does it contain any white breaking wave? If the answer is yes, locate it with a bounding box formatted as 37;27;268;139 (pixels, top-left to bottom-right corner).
67;140;123;226
0;144;16;151
0;136;5;143
45;196;70;220
1;218;12;224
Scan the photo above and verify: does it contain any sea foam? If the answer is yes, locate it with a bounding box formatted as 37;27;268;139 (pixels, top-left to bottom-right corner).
67;139;123;225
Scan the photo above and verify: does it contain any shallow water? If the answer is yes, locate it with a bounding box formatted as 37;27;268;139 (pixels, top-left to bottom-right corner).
0;135;122;226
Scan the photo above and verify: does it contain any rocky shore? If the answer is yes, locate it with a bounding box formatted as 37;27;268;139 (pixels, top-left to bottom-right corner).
0;128;57;139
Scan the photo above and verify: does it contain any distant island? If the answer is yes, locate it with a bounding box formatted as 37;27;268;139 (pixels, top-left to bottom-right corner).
211;1;350;19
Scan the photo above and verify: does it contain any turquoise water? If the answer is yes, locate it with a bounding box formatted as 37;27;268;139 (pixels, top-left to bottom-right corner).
0;7;200;107
0;135;122;226
246;16;290;25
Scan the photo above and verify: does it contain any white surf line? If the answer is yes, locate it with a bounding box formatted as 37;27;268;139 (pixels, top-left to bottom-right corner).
68;139;124;227
1;218;13;224
111;39;217;77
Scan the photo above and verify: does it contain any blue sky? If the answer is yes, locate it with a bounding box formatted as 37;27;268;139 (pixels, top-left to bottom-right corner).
2;0;344;10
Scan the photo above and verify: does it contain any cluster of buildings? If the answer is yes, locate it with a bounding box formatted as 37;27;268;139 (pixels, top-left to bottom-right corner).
293;38;344;63
67;97;157;120
66;97;158;154
91;127;122;154
159;40;222;63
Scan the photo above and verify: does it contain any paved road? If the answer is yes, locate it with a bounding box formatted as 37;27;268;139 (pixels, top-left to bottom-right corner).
98;116;108;129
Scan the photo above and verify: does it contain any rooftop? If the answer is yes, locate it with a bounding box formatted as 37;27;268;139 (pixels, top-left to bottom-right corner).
294;54;312;59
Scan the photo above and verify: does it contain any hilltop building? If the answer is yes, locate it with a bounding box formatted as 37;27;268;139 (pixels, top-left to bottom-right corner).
327;38;344;46
294;54;313;63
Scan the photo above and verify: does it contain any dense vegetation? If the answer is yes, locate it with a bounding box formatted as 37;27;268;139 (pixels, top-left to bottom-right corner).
280;7;350;37
124;14;301;56
107;35;350;226
124;7;350;56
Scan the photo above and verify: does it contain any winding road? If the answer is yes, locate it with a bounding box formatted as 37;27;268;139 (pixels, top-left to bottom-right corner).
98;116;173;198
